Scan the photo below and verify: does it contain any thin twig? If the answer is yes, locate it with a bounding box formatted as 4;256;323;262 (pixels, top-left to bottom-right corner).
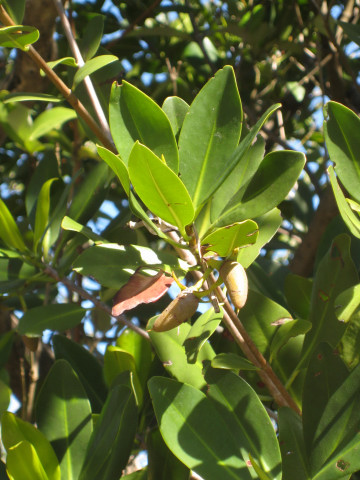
0;5;116;153
43;264;150;340
53;0;112;141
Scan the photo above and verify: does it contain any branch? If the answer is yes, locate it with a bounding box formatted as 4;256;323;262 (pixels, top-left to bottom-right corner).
167;231;301;414
0;5;116;153
53;0;112;142
43;264;150;341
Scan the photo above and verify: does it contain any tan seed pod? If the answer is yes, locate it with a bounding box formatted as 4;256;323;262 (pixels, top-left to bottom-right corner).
220;261;248;310
151;290;199;332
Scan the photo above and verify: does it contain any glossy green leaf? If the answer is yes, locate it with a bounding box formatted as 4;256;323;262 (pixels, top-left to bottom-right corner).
6;441;49;480
212;150;305;228
128;142;194;235
178;66;242;210
201;220;258;256
18;304;85;337
270;319;312;362
109;81;178;171
302;343;349;459
209;104;280;220
53;335;108;414
103;346;143;405
211;352;258;371
2;412;60;480
147;428;190;480
1;0;25;23
73;55;118;88
29;107;77;140
236;209;282;268
205;368;282;480
210;136;266;224
78;383;137;480
310;361;360;478
41;57;78;76
149;322;210;390
3;93;61;103
97;145;130;195
301;234;358;367
324;101;360;203
284;274;313;319
183;307;222;363
80;14;104;60
149;376;252;480
116;328;153;390
33;178;57;253
35;360;92;480
162;96;189;139
278;407;310;480
73;243;166;289
61;216;107;244
328;166;360;238
0;198;27;252
0;25;39;51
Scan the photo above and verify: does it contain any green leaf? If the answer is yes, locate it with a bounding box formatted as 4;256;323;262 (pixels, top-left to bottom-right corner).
103;346;143;405
78;383;137;480
3;93;61;103
149;376;253;480
73;243;166;289
1;0;25;23
2;412;61;480
0;374;11;416
0;331;14;369
116;328;153;391
0;25;39;51
211;352;258;371
61;216;107;244
97;145;130;195
336;287;360;368
337;20;360;46
310;361;360;479
278;408;310;480
284;274;313;320
35;360;92;480
210;136;266;224
324;101;360;203
270;319;312;363
205;368;282;480
6;441;49;480
41;57;78;76
301;234;358;367
183;307;223;363
109;81;179;171
162;96;190;139
302;343;349;459
0;198;27;252
33;178;57;254
29;107;77;140
18;304;85;337
178;66;242;210
212;150;305;228
53;335;108;414
80;14;104;61
128;142;194;235
201;220;258;256
147;428;190;480
236;209;282;268
73;55;118;88
328;165;360;238
209;104;280;220
149;322;210;390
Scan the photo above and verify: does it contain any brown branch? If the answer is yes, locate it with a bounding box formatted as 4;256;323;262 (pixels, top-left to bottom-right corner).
0;5;116;153
167;231;301;414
